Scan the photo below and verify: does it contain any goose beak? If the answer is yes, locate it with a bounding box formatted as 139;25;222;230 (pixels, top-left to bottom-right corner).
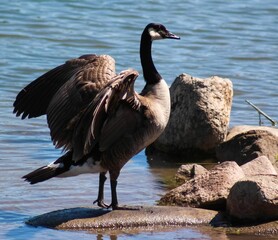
165;31;180;40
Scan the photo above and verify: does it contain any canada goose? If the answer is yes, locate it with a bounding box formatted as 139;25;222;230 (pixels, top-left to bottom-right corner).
13;23;180;210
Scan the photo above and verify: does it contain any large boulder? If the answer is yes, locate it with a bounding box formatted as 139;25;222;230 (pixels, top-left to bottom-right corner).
227;175;278;222
159;161;244;210
150;73;233;156
216;125;278;171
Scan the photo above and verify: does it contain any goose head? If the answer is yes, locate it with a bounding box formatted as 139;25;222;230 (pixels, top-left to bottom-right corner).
146;23;180;41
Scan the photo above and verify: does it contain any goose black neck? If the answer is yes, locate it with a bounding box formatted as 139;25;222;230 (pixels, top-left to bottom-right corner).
140;30;162;84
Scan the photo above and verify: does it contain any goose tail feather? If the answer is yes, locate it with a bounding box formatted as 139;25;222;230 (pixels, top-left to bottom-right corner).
22;165;64;184
22;152;72;184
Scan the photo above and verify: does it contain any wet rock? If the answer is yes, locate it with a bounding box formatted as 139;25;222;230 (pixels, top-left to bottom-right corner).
26;206;218;232
227;175;278;222
160;161;244;210
216;125;278;171
241;155;277;176
25;204;278;237
175;164;208;184
223;220;278;236
151;73;233;156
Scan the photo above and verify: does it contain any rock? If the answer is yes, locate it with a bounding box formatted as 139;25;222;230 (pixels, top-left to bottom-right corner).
227;175;278;222
150;73;233;156
241;156;277;176
160;161;244;210
216;126;278;171
25;205;278;237
175;164;208;184
26;206;219;232
226;125;278;140
223;220;278;236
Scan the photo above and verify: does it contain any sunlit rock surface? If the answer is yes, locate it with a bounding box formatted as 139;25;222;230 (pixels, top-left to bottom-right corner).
160;162;244;209
151;73;233;156
241;155;277;176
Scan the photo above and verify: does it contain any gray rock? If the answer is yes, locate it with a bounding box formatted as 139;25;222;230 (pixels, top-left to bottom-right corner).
227;175;278;222
25;205;278;236
151;73;233;156
216;125;278;171
175;164;208;184
241;156;277;176
26;206;218;232
160;161;244;209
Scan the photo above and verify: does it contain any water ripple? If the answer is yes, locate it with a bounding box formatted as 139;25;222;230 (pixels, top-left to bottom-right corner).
1;0;277;239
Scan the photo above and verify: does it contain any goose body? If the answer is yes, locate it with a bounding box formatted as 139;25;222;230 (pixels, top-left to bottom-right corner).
13;23;180;209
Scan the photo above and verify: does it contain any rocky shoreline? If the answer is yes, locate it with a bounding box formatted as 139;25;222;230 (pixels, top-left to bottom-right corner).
160;156;278;223
150;73;278;236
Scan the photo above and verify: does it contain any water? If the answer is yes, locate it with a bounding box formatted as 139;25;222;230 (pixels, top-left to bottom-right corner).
1;0;277;239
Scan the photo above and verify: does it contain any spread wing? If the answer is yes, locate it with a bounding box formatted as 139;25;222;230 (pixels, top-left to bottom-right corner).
13;54;116;150
72;69;141;161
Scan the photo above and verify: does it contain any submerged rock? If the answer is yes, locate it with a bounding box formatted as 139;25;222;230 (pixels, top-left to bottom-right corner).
151;73;233;157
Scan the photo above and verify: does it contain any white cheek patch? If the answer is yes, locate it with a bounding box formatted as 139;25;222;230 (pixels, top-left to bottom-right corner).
148;28;163;40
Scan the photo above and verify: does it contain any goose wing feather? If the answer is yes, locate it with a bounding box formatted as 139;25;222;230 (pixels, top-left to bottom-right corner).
72;69;140;161
47;55;116;150
13;54;108;118
98;103;141;152
13;54;116;150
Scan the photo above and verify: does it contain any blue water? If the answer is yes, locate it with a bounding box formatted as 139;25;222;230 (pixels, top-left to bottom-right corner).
1;0;277;239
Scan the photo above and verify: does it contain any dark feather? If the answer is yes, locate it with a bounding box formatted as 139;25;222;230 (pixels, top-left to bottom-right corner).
13;54;116;151
71;69;140;161
13;55;100;119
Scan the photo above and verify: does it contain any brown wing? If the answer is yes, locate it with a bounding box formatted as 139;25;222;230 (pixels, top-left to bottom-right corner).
46;55;116;149
13;54;116;150
71;69;140;161
14;54;109;118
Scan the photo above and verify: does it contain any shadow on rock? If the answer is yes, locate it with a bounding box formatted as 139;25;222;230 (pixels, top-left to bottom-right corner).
27;207;110;229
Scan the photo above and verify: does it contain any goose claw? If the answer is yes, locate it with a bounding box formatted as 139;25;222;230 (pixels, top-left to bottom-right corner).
93;199;109;209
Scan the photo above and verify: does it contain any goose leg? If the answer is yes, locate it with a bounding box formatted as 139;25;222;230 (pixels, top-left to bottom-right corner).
93;172;109;208
108;170;120;210
109;170;142;211
110;178;119;210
